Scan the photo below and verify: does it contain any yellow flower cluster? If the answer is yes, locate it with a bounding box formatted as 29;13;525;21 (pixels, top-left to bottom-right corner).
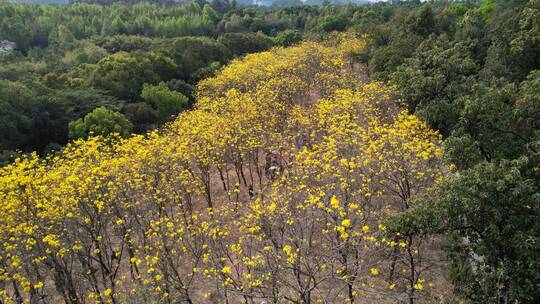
0;35;440;303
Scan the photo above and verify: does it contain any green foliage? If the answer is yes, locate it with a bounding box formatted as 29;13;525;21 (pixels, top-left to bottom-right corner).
92;35;157;53
321;14;349;32
405;5;436;36
391;36;478;136
0;80;36;151
447;3;469;17
218;32;274;56
368;34;421;81
203;3;219;23
48;25;76;50
387;146;540;302
68;106;132;139
274;29;302;47
0;16;32;53
92;52;176;101
446;71;540;168
166;79;196;99
7;80;99;156
479;0;496;20
190;61;222;82
2;1;325;155
163;37;228;81
510;0;540;73
0;149;20;167
141;82;189;122
122;102;159;132
0;59;47;82
365;2;540;302
61;41;108;67
33;89;124;150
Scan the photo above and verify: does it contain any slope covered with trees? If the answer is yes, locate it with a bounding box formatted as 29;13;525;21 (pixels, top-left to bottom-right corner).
0;35;456;304
362;1;540;302
0;0;539;303
0;0;399;161
0;0;294;159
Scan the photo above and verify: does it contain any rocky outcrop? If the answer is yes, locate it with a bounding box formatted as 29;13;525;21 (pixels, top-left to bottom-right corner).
0;40;16;52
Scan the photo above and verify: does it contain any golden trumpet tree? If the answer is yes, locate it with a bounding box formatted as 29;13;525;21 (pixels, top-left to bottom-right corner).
0;36;448;304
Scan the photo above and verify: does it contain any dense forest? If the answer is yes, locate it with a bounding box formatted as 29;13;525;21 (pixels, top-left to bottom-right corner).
0;0;402;160
0;0;539;303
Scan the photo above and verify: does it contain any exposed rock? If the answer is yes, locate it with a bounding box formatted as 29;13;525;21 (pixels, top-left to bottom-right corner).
0;40;16;52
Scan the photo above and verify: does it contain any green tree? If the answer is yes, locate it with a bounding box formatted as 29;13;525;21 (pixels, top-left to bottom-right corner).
391;35;478;136
62;41;108;67
405;4;436;37
387;70;540;303
92;52;176;101
0;80;36;151
141;82;189;122
163;37;228;81
389;146;540;303
321;14;349;32
368;33;422;81
274;29;301;47
0;17;31;53
68;107;132;139
122;102;159;132
32;89;124;151
218;32;273;56
479;0;496;20
48;24;76;50
203;3;219;23
166;79;196;99
112;16;126;35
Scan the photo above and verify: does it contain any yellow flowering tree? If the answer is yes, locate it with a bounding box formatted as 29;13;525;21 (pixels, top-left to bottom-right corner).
0;37;449;304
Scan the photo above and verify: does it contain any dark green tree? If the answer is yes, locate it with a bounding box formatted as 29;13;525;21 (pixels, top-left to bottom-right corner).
92;52;176;101
141;82;189;122
391;35;478;136
68;106;133;139
218;32;273;56
274;29;302;47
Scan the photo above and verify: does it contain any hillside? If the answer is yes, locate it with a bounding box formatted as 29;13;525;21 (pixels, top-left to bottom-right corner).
0;1;381;158
13;0;373;5
0;1;539;303
0;35;457;303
